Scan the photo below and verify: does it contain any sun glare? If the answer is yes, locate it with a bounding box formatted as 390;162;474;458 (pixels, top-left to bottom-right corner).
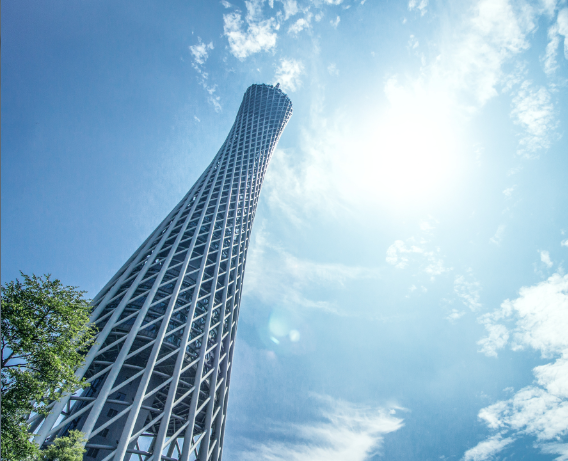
351;85;461;208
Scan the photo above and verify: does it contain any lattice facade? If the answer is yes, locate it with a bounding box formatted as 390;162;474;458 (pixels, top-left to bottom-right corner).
31;84;293;461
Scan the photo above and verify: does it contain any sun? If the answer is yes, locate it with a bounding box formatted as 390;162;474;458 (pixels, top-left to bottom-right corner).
352;82;462;208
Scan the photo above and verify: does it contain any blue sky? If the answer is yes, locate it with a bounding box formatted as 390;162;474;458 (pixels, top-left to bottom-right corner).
2;0;568;459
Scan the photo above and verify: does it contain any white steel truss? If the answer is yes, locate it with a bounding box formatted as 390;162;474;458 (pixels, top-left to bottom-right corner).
31;84;293;461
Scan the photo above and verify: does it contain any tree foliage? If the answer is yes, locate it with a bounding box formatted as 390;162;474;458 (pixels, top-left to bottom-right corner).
1;273;97;460
38;430;86;461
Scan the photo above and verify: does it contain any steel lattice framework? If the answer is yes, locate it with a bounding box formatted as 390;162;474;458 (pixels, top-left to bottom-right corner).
30;84;293;461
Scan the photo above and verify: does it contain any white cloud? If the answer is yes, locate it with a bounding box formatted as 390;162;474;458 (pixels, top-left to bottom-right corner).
420;218;437;231
511;80;557;158
223;2;278;60
274;58;304;92
439;0;537;106
269;0;560;233
544;22;562;74
454;273;482;311
324;0;343;4
543;8;568;75
490;224;506;245
257;0;559;232
562;239;568;247
238;396;404;461
540;250;553;268
541;442;568;461
408;34;419;49
205;86;222;113
506;273;568;356
189;38;214;65
244;226;381;314
469;273;568;458
330;16;340;28
189;38;222;112
221;0;232;8
386;237;450;279
327;63;339;75
534;358;568;398
477;323;509;357
447;309;466;321
262;137;347;226
463;434;514;461
408;0;428;16
288;13;312;35
478;385;568;440
280;0;299;20
503;185;516;197
558;8;568;59
386;240;422;269
478;273;568;357
540;0;558;18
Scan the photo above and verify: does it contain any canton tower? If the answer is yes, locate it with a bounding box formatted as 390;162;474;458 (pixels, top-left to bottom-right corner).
31;84;293;461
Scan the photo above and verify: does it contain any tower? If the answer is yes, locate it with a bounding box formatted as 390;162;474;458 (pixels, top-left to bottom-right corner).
31;84;293;461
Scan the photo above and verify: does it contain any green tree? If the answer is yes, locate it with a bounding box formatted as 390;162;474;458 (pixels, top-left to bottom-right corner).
1;273;97;460
38;430;86;461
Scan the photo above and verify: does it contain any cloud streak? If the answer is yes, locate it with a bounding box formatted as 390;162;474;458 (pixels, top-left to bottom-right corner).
454;272;482;311
238;395;405;461
540;250;553;268
463;434;514;461
244;226;381;314
188;38;221;112
511;81;557;158
386;236;450;280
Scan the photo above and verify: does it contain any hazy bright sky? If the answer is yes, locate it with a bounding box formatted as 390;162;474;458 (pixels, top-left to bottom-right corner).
2;0;568;459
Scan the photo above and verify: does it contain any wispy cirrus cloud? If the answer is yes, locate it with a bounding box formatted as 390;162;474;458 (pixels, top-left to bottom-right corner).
559;8;568;57
490;224;506;245
541;442;568;460
463;434;514;461
238;395;405;461
467;272;568;458
188;38;221;112
386;235;450;280
189;39;213;65
503;185;516;197
408;0;428;16
544;8;568;74
477;322;509;357
454;271;482;311
330;15;340;28
327;63;339;75
544;22;563;75
262;0;562;231
405;0;559;159
511;80;557;158
244;225;381;314
540;250;553;268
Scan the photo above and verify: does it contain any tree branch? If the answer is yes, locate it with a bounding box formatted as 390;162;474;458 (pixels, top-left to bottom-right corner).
2;350;15;368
